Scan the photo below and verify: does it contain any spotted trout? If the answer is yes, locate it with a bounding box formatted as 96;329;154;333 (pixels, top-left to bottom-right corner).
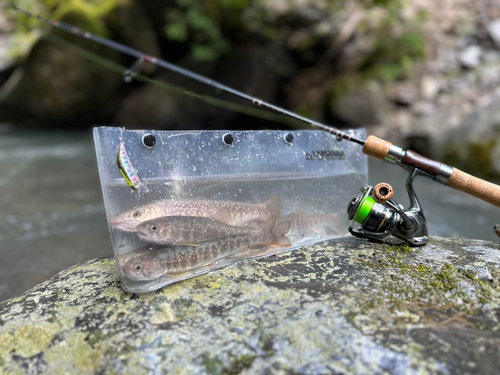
111;196;281;232
119;216;291;281
275;213;341;237
136;215;291;245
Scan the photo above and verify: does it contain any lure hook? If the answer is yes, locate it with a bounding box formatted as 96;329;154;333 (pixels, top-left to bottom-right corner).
123;57;144;83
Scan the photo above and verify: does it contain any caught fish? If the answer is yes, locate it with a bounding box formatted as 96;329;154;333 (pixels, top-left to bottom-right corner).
136;215;290;245
111;196;281;232
119;216;291;280
117;129;149;193
275;213;341;237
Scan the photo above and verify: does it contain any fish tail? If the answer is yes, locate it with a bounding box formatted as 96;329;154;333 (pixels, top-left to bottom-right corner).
324;213;341;234
261;196;281;218
312;213;341;235
256;216;291;247
322;213;339;226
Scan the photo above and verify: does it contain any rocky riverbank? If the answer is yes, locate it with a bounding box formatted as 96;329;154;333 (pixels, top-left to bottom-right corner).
1;237;499;374
3;1;500;180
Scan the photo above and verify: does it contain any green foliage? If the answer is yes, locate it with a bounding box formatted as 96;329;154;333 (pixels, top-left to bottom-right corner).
164;0;245;62
7;0;124;60
362;31;425;82
12;0;122;34
360;0;426;83
330;0;427;107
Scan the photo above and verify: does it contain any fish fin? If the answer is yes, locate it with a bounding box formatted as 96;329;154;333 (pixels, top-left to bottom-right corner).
178;242;199;247
273;220;292;247
310;226;327;236
197;228;225;242
164;270;192;278
211;207;233;224
254;216;290;247
119;169;134;188
161;232;181;246
261;196;281;218
273;221;291;236
278;237;292;247
244;220;265;228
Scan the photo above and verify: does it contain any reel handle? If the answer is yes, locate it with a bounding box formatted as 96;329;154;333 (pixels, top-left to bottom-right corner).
363;135;500;208
373;183;394;204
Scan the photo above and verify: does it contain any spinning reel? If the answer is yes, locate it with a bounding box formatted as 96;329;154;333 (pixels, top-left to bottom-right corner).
347;168;429;246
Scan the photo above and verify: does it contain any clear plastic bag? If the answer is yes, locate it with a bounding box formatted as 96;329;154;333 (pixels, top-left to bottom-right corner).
93;127;367;292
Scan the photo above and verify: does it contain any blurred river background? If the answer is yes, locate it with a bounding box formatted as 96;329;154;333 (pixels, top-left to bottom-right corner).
2;0;500;300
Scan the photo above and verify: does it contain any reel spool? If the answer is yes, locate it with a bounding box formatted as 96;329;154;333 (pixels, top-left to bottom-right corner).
347;169;429;246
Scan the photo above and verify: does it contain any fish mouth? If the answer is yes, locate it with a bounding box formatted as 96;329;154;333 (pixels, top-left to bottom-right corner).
110;218;140;232
136;227;153;241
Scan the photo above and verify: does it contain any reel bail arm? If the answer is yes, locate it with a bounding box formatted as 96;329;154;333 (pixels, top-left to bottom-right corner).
347;167;429;246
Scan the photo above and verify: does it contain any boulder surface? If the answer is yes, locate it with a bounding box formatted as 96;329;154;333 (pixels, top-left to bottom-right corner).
1;237;500;374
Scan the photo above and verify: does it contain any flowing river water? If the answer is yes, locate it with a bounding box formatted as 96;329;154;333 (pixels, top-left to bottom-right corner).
0;129;498;301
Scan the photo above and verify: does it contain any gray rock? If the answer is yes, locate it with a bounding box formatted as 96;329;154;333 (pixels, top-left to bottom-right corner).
0;37;125;127
330;82;387;126
387;82;417;105
1;237;500;374
479;66;500;86
420;76;440;101
482;49;500;63
412;101;435;117
459;45;483;69
437;99;500;177
0;1;159;128
488;19;500;48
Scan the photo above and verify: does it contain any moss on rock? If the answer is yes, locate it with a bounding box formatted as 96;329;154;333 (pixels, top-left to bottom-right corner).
1;237;500;374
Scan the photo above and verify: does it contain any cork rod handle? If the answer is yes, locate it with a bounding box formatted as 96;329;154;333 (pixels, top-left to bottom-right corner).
362;135;391;160
446;168;500;208
363;135;500;208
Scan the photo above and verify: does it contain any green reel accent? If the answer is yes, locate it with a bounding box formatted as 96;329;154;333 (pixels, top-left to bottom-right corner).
355;196;375;224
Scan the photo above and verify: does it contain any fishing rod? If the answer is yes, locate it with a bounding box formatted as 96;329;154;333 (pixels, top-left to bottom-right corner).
3;4;362;144
7;3;500;244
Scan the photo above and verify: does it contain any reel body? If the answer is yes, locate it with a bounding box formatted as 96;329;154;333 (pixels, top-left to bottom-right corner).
347;168;429;246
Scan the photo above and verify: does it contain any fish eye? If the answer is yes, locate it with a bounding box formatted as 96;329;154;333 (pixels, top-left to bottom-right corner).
134;263;143;272
130;210;141;219
150;225;158;232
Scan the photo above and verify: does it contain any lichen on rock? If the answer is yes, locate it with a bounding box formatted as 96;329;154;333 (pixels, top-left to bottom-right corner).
1;237;500;374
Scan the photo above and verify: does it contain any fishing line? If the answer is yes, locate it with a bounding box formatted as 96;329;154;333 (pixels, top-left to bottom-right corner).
47;34;367;185
11;5;500;243
47;34;302;127
2;3;366;143
6;3;367;183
